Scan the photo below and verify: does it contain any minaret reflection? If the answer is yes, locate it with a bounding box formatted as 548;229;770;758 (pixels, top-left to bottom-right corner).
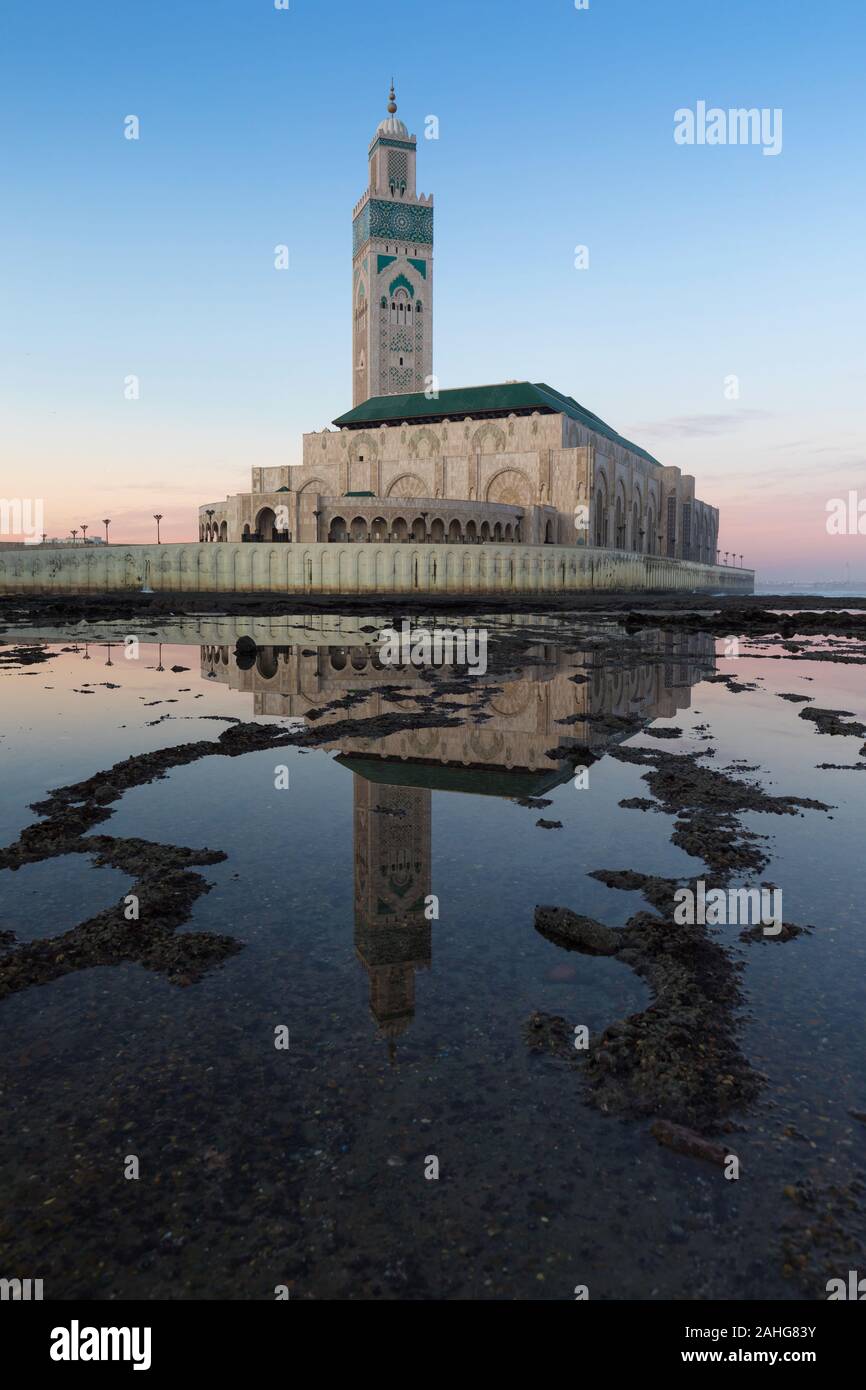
200;621;715;1052
351;776;431;1059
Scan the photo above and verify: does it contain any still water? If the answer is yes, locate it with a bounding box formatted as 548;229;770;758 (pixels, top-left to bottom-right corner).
1;612;864;1300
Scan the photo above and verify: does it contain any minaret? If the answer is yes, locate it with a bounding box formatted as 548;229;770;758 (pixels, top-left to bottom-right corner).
351;84;434;406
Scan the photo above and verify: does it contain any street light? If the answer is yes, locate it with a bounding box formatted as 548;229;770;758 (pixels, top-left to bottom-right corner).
154;513;163;544
71;529;78;543
81;524;88;544
205;508;215;542
103;519;111;544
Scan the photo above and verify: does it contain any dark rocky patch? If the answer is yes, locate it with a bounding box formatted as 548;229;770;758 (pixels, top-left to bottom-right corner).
800;706;866;740
609;744;831;877
778;1177;865;1295
650;1120;731;1167
0;644;58;667
527;878;764;1130
739;920;813;943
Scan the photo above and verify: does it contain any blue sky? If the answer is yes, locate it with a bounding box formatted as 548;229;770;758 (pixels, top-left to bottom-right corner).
1;0;864;575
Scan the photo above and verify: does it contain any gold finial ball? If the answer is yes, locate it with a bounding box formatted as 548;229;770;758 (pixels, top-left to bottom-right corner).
387;83;397;115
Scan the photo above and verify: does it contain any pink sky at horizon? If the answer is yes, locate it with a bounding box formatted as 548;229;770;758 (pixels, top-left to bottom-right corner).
4;403;864;582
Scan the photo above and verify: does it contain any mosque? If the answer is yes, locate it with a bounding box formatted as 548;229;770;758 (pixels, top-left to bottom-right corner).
199;87;721;569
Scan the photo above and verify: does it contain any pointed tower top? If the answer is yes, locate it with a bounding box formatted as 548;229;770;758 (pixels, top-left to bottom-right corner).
375;81;409;140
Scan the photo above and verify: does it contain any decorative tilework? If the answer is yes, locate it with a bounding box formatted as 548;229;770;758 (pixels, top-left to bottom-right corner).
353;203;371;257
388;272;414;298
355;200;433;254
371;200;433;244
369;137;416;154
408;257;427;279
377;254;397;274
388;150;408;188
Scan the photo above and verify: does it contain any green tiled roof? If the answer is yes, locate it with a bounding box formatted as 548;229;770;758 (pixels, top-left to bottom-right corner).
332;381;661;466
336;753;571;799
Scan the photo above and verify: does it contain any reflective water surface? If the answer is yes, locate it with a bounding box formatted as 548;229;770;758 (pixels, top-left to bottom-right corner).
1;613;864;1299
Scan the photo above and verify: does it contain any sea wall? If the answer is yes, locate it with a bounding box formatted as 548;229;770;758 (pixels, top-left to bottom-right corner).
0;542;754;597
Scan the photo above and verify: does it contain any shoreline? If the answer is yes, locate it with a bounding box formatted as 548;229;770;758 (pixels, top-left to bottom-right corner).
2;590;865;635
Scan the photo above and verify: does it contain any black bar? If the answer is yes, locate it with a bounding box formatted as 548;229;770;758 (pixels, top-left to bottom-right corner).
3;1297;861;1374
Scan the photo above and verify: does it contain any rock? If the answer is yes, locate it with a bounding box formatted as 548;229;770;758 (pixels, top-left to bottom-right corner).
534;906;618;955
650;1120;730;1167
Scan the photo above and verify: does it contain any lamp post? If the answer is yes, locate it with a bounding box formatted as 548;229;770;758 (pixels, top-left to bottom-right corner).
80;524;88;545
154;514;163;544
205;509;215;542
71;529;78;544
312;509;321;543
724;551;729;566
740;554;744;568
103;519;111;544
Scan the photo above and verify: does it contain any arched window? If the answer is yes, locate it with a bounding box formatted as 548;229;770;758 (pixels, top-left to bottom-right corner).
594;487;608;547
390;287;411;326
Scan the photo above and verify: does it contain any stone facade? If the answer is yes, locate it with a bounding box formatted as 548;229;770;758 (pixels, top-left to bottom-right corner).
202;394;721;564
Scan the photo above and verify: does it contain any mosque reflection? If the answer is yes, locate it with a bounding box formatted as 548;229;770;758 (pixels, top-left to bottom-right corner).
201;626;714;1052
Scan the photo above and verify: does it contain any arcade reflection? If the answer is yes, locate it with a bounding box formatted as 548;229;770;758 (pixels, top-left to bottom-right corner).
202;628;714;1052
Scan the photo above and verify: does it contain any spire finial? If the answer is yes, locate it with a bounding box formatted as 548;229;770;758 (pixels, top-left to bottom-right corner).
387;80;397;116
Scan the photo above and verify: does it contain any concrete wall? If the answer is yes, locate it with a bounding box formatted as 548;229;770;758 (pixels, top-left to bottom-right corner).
0;541;754;596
